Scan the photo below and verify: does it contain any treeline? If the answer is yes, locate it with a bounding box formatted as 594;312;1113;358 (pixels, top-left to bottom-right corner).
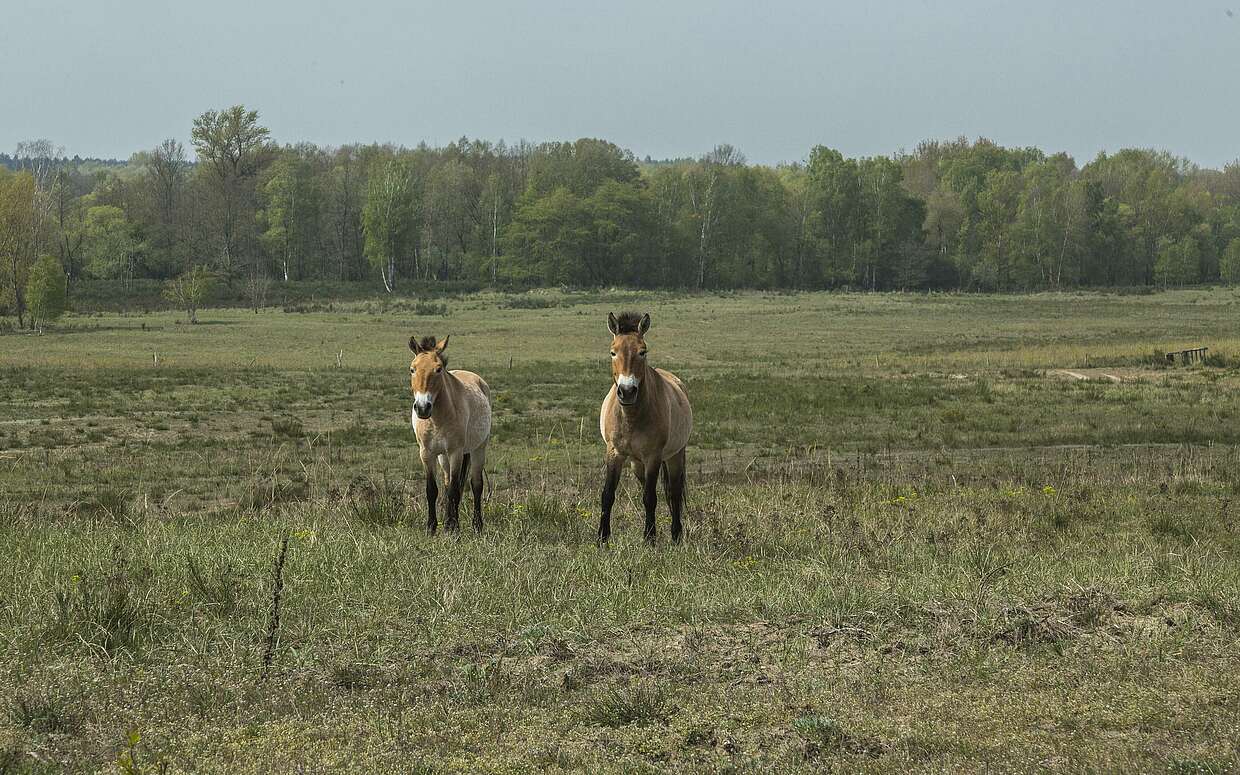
4;105;1240;325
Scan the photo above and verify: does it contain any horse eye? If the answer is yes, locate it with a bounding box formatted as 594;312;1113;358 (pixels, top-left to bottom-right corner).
609;351;616;357
639;350;647;357
436;366;443;373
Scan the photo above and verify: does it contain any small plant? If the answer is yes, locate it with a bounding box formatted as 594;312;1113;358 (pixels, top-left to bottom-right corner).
115;729;167;775
236;473;310;513
346;475;407;526
794;715;883;758
793;715;849;753
10;690;76;734
76;488;131;520
1148;511;1196;543
458;661;517;705
185;557;241;615
331;662;380;691
52;560;149;656
507;493;576;532
585;682;673;727
269;416;304;439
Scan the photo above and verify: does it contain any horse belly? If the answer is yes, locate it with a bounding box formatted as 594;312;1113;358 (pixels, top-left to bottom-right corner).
662;381;693;459
460;380;492;452
464;401;491;452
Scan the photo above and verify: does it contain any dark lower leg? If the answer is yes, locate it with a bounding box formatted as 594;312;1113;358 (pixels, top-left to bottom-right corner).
471;473;483;533
667;468;685;543
598;460;622;544
425;469;439;534
643;464;659;545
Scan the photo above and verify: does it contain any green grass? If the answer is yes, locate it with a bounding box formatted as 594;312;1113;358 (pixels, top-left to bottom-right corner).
2;288;1240;772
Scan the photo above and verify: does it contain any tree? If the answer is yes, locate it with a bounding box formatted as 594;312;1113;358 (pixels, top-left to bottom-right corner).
972;170;1023;289
425;158;477;280
14;140;61;260
503;180;657;287
25;255;67;332
162;265;215;324
526;138;641;198
806;147;862;286
191;106;273;282
323;146;366;281
50;168;87;290
135;139;190;276
777;165;816;288
856;156;925;289
82;205;143;285
0;171;38;327
1154;236;1200;287
1220;238;1240;285
502;187;590;285
362;158;418;292
479;170;515;284
261;146;323;282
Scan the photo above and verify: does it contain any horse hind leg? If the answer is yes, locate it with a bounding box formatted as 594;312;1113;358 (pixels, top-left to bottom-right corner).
641;459;661;546
469;445;486;533
446;452;467;533
422;450;439;535
663;448;687;544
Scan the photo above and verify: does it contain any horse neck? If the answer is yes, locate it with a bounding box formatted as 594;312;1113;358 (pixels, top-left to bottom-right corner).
433;371;465;424
621;363;661;416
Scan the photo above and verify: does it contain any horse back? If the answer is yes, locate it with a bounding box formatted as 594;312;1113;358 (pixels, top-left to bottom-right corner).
453;369;490;399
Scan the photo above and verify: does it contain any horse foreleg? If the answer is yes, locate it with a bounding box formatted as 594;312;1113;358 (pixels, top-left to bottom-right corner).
421;450;439;535
664;448;687;544
598;452;624;545
642;459;660;546
446;452;468;533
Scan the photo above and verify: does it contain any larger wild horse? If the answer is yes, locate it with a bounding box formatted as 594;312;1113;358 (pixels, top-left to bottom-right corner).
409;335;492;533
598;312;693;544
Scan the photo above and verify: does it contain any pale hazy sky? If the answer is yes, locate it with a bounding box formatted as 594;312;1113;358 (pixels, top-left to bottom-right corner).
3;0;1238;167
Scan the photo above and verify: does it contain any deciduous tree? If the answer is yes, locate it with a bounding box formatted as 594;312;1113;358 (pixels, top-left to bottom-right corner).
25;255;67;332
191;106;273;283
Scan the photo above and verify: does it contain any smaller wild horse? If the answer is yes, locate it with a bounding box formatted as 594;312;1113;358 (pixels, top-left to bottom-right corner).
599;312;693;544
409;335;492;533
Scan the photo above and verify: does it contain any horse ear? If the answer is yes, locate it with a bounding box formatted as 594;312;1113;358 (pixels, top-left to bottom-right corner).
607;313;619;336
638;313;651;335
436;335;450;353
409;336;421;353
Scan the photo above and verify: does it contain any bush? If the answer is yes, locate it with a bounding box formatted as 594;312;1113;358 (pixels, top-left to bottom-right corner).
26;255;67;332
162;265;216;323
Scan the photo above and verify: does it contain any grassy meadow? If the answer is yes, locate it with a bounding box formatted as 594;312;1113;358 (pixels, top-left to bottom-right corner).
2;288;1240;773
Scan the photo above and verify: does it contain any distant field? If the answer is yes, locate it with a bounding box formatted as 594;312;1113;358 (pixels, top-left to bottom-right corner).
2;289;1240;773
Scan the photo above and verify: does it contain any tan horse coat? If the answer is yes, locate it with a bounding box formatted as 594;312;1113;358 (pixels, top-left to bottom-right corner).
598;312;692;544
409;336;491;533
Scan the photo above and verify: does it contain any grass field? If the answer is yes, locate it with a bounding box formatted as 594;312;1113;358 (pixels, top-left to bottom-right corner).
3;288;1240;773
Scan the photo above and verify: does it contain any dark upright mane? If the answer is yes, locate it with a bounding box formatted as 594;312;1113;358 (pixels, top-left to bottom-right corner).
613;312;645;334
410;335;447;365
